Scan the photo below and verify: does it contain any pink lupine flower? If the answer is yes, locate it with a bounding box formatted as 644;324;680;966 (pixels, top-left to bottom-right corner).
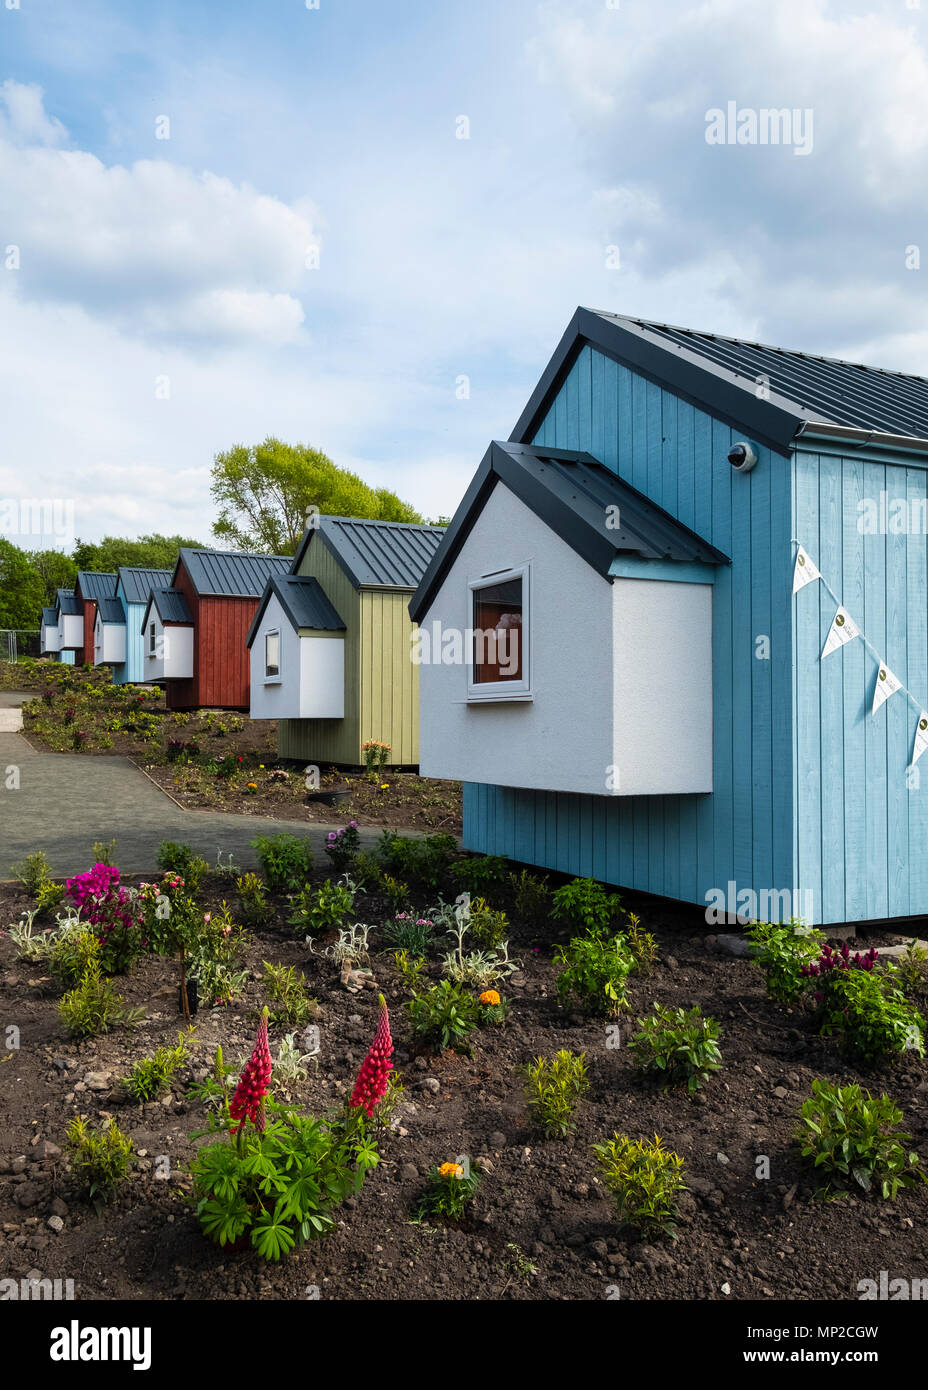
229;1009;272;1134
349;995;393;1118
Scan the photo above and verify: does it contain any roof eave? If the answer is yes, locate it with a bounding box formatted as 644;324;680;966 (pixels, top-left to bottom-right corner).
795;421;928;457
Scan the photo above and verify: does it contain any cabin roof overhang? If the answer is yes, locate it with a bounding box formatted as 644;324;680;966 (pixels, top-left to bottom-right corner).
409;441;729;624
171;548;291;599
246;576;346;648
291;516;446;589
141;587;193;632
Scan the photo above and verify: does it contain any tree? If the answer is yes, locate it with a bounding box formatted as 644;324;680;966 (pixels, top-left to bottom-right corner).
0;539;46;629
71;534;204;574
210;438;424;555
25;549;78;607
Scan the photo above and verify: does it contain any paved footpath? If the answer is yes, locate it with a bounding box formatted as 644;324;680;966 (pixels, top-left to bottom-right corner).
0;692;419;879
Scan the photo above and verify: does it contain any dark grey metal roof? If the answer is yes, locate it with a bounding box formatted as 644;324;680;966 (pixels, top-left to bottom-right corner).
41;606;57;626
56;589;81;616
292;516;446;589
142;587;193;629
96;596;125;625
75;571;117;602
409;441;728;623
246;575;346;648
509;307;928;457
117;567;173;605
175;548;291;598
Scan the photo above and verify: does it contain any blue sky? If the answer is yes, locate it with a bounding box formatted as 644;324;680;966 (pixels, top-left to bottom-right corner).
2;0;928;548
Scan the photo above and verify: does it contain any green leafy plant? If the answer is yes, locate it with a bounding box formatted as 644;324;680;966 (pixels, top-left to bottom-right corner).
407;980;481;1054
508;868;550;921
466;897;510;950
58;961;142;1037
896;938;928;994
416;1159;481;1221
625;913;659;974
550;877;622;938
747;918;824;1004
350;851;382;891
91;838;118;867
391;948;427;992
630;1004;723;1094
10;850;56;899
384;911;437;956
65;1115;135;1206
48;919;102;989
122;1030;193;1102
524;1050;589;1138
449;854;508;895
554;933;635;1016
376;832;457;889
156;841;209;895
816;966;925;1063
593;1133;687;1239
440;893;520;989
236;872;271;926
794;1080;925;1200
252;833;313;893
324;821;361;871
262;961;317;1027
288;876;355;936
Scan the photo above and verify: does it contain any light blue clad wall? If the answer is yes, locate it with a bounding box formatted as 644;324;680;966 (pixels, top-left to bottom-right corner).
463;343;796;919
792;443;928;925
113;578;147;684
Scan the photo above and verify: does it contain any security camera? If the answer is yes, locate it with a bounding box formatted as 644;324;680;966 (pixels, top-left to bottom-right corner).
728;441;758;473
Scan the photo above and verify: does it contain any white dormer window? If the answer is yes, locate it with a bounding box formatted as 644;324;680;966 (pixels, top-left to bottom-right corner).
467;563;531;700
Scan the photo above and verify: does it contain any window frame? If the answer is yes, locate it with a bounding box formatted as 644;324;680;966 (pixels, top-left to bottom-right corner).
466;562;532;701
264;627;282;684
148;620;157;657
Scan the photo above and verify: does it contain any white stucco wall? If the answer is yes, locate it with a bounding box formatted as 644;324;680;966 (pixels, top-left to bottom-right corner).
94;617;127;667
58;613;82;650
249;593;344;721
611;577;713;794
42;622;60;654
142;609;193;680
417;485;616;795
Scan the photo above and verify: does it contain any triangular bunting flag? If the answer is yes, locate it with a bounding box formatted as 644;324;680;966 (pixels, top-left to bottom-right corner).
913;713;928;767
793;545;822;594
821;606;860;658
872;661;903;715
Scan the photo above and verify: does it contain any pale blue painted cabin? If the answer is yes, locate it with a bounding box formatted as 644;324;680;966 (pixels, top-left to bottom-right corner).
111;567;172;684
411;309;928;929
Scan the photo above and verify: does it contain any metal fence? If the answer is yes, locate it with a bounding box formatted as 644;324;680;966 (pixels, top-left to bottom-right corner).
0;630;41;662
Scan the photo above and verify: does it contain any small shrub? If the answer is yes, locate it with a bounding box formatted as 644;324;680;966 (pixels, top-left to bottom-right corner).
122;1031;192;1102
312;920;376;968
449;854;508;895
630;1004;723;1093
466;897;509;950
58;962;141;1037
67;863;143;976
10;850;55;898
816;966;925;1063
156;841;209;896
324;821;361;871
509;868;550;921
380;874;409;911
391;948;427;992
407;980;481;1054
236;871;271;926
524;1050;589;1138
554;933;636;1016
550;877;622;938
376;832;457;889
263;961;317;1027
35;881;66;913
896;938;928;994
416;1160;481;1221
48;921;101;989
65;1116;135;1205
252;833;313;893
289;876;356;936
625;913;659;974
747;918;824;1004
794;1080;925;1200
351;851;382;890
384;911;436;956
593;1133;687;1239
91;838;118;867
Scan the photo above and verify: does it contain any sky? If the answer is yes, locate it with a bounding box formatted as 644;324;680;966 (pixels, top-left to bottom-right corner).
1;0;927;551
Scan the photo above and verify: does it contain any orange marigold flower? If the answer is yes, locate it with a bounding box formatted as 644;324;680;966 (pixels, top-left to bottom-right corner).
480;990;501;1007
439;1162;464;1180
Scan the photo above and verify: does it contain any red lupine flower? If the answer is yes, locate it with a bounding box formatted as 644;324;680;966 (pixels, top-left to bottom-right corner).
229;1008;272;1134
349;995;393;1118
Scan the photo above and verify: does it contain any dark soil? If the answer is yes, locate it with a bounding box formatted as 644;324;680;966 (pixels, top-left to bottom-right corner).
1;871;925;1302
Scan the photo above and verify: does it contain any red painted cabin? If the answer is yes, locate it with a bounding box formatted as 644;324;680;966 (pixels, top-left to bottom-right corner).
72;571;117;665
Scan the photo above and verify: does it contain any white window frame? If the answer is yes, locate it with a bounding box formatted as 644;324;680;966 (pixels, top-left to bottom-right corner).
148;620;157;657
264;627;282;684
467;562;532;701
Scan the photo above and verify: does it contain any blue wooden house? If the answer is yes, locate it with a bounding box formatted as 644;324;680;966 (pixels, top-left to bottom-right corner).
92;567;172;684
410;308;928;929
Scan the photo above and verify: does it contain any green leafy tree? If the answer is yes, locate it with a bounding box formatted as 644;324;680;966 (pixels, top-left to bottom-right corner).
0;539;46;628
210;437;423;554
25;549;78;607
71;534;203;573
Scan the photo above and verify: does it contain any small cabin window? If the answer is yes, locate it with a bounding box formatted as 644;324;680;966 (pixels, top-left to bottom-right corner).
265;629;281;680
148;622;156;655
468;564;531;700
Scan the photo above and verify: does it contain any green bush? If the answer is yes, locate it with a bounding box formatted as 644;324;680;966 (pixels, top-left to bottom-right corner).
252;833;313;893
524;1050;589;1138
288;877;355;936
466;897;509;951
630;1004;723;1093
550;877;622;938
625;913;659;974
747;918;824;1004
406;980;481;1054
263;961;317;1027
593;1133;687;1239
554;933;636;1016
236;871;271;926
122;1031;192;1102
376;832;458;889
48;921;101;989
58;962;141;1037
10;850;57;900
508;868;551;921
794;1080;925;1200
449;854;508;895
384;910;438;956
817;966;925;1064
156;841;209;895
65;1116;135;1205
